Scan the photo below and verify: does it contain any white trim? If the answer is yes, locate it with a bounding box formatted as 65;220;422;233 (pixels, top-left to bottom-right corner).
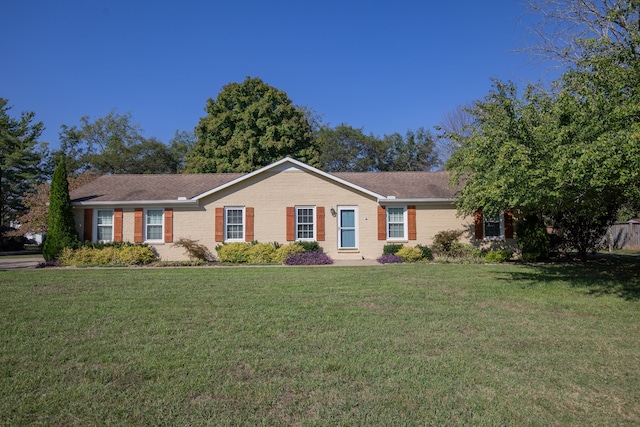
337;206;358;249
386;206;407;241
224;206;245;242
193;157;385;201
379;198;454;204
295;206;316;241
95;209;114;243
483;213;505;240
73;200;198;207
144;208;165;243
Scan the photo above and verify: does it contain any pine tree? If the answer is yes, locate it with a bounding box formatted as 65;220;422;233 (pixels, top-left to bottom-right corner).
43;157;79;260
0;98;44;230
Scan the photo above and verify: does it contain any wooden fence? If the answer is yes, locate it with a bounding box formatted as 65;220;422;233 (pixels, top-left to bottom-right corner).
604;222;640;250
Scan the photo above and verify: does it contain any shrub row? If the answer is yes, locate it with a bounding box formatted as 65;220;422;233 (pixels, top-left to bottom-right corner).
379;230;514;264
216;241;331;265
58;243;157;266
379;243;435;264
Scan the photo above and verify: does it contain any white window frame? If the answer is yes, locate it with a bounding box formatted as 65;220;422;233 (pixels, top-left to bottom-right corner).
386;206;407;241
483;213;505;240
338;206;358;249
224;206;245;242
145;208;165;242
95;209;114;243
295;206;315;241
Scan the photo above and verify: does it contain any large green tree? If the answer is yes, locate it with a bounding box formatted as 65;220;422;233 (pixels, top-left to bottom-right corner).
318;125;439;172
447;0;640;257
42;157;79;260
58;110;182;175
379;127;440;171
0;99;44;231
186;77;319;173
316;125;379;172
168;130;196;173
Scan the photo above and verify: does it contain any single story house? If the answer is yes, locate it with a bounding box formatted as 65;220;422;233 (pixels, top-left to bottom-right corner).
69;157;514;261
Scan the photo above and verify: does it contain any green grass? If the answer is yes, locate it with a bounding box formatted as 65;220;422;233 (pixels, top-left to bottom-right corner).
1;259;639;425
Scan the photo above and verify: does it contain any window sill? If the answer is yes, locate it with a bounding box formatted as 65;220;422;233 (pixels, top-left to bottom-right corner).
338;248;359;252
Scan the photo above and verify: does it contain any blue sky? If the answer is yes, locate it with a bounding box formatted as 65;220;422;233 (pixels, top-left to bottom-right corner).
1;1;547;149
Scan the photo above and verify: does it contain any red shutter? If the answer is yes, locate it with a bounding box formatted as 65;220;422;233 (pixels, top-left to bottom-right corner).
164;208;173;243
134;208;144;243
245;207;254;242
378;206;386;240
286;207;295;241
316;207;325;241
504;211;514;239
215;207;224;242
83;208;93;242
114;208;123;242
408;206;417;240
474;210;484;240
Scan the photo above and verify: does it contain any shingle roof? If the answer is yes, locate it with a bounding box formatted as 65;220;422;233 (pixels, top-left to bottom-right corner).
70;173;243;202
333;171;455;199
70;168;457;203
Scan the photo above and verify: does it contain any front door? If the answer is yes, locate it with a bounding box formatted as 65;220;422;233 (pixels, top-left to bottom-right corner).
338;207;357;249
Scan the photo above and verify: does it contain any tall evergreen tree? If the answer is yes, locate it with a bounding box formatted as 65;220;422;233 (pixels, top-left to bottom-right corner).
43;157;79;260
0;98;44;230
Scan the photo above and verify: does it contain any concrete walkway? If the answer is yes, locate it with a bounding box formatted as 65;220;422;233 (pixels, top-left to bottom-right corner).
331;259;380;266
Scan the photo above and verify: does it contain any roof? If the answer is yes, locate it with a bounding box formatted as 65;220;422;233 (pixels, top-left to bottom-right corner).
70;158;458;205
333;171;455;199
70;173;243;203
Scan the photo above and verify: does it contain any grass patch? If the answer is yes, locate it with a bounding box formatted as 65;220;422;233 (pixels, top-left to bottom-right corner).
1;261;639;425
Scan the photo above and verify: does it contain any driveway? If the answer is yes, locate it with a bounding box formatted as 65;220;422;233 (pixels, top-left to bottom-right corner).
0;256;44;270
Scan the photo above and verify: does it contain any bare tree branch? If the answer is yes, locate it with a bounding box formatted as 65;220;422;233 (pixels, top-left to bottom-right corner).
522;0;640;66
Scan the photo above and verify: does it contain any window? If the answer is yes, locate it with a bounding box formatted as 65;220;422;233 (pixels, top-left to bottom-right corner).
387;206;406;240
225;207;244;241
96;209;113;242
296;206;315;240
338;206;357;249
475;210;513;241
484;214;504;239
145;209;164;241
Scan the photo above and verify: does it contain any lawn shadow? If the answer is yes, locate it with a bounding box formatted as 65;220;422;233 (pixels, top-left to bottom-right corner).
507;253;640;300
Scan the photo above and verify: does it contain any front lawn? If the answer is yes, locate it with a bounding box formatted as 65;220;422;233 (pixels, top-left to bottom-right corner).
1;261;639;425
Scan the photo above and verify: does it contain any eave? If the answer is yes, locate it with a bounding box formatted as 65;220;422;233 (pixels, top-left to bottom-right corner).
71;199;200;208
378;197;455;204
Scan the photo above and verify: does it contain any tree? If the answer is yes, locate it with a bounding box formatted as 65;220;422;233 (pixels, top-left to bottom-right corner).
436;104;475;164
14;172;100;236
42;157;79;260
186;77;319;173
446;78;639;258
524;0;640;66
447;0;640;258
318;125;439;172
379;127;440;171
0;99;44;231
168;130;196;173
316;125;379;172
59;110;182;175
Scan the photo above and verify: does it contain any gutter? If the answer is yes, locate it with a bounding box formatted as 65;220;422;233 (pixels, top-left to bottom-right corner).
378;197;455;204
71;199;200;208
